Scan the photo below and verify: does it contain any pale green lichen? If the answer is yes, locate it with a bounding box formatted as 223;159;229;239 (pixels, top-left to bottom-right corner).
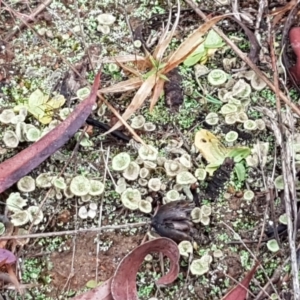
207;69;228;86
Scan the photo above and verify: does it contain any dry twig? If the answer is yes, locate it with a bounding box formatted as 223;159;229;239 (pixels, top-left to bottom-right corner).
0;222;148;241
3;0;53;41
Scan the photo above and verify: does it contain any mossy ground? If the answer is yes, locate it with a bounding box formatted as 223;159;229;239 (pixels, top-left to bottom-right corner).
0;0;298;299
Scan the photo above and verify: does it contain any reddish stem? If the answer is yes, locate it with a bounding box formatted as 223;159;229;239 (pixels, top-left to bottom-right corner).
289;27;300;83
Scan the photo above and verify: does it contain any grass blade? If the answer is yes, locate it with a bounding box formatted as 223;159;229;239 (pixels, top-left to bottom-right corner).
153;0;180;61
150;77;165;112
99;77;143;94
102;55;149;64
103;73;157;133
164;15;224;73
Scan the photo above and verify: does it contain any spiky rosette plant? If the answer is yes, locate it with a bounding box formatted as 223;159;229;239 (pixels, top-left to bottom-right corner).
99;2;224;134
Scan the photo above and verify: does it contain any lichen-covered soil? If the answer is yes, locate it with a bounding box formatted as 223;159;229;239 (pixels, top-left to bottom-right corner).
0;0;299;299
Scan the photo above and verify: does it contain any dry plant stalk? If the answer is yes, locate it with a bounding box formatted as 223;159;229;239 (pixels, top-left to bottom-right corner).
99;0;225;135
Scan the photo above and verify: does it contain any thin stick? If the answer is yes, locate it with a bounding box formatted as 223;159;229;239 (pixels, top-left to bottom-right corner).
95;146;110;283
62;203;78;292
269;11;300;298
255;0;268;36
3;0;53;41
73;0;95;71
98;93;146;145
184;0;300;118
0;222;148;241
221;221;280;299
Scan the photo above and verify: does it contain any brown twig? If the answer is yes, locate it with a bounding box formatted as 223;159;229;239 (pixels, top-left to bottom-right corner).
255;0;268;37
221;221;280;299
95;146;110;283
3;0;53;41
0;222;148;241
184;0;300;118
254;268;282;300
98;93;146;146
269;9;300;298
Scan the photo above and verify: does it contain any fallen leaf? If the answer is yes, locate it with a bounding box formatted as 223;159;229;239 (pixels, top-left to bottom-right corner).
0;73;101;194
222;262;259;300
0;248;16;265
112;237;179;299
152;1;180;61
72;237;179;300
72;278;113;300
149;77;165;111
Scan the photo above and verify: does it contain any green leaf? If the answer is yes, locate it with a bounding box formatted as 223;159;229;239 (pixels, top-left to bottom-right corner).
28;89;48;107
204;30;224;49
183;43;206;67
149;55;159;68
228;147;251;162
86;279;98;289
205;160;224;176
143;68;158;79
234;162;246;182
206;95;222;104
158;62;167;70
159;74;170;81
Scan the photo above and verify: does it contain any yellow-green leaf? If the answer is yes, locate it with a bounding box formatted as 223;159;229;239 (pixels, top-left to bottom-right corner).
28;89;48;107
205;161;224;176
234;162;246;181
27;105;45;119
228;147;251;162
46;94;66;110
194;129;229;163
184;43;206;67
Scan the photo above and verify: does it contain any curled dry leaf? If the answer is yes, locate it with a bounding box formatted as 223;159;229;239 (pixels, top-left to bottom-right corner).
72;278;113;300
72;237;180;300
0;248;16;265
0;73;101;194
0;249;22;295
112;237;179;299
222;262;259;300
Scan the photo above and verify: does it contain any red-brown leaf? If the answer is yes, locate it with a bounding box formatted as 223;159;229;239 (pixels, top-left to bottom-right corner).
222;262;259;300
0;73;101;194
0;248;16;265
72;238;180;300
111;237;180;300
72;278;113;300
